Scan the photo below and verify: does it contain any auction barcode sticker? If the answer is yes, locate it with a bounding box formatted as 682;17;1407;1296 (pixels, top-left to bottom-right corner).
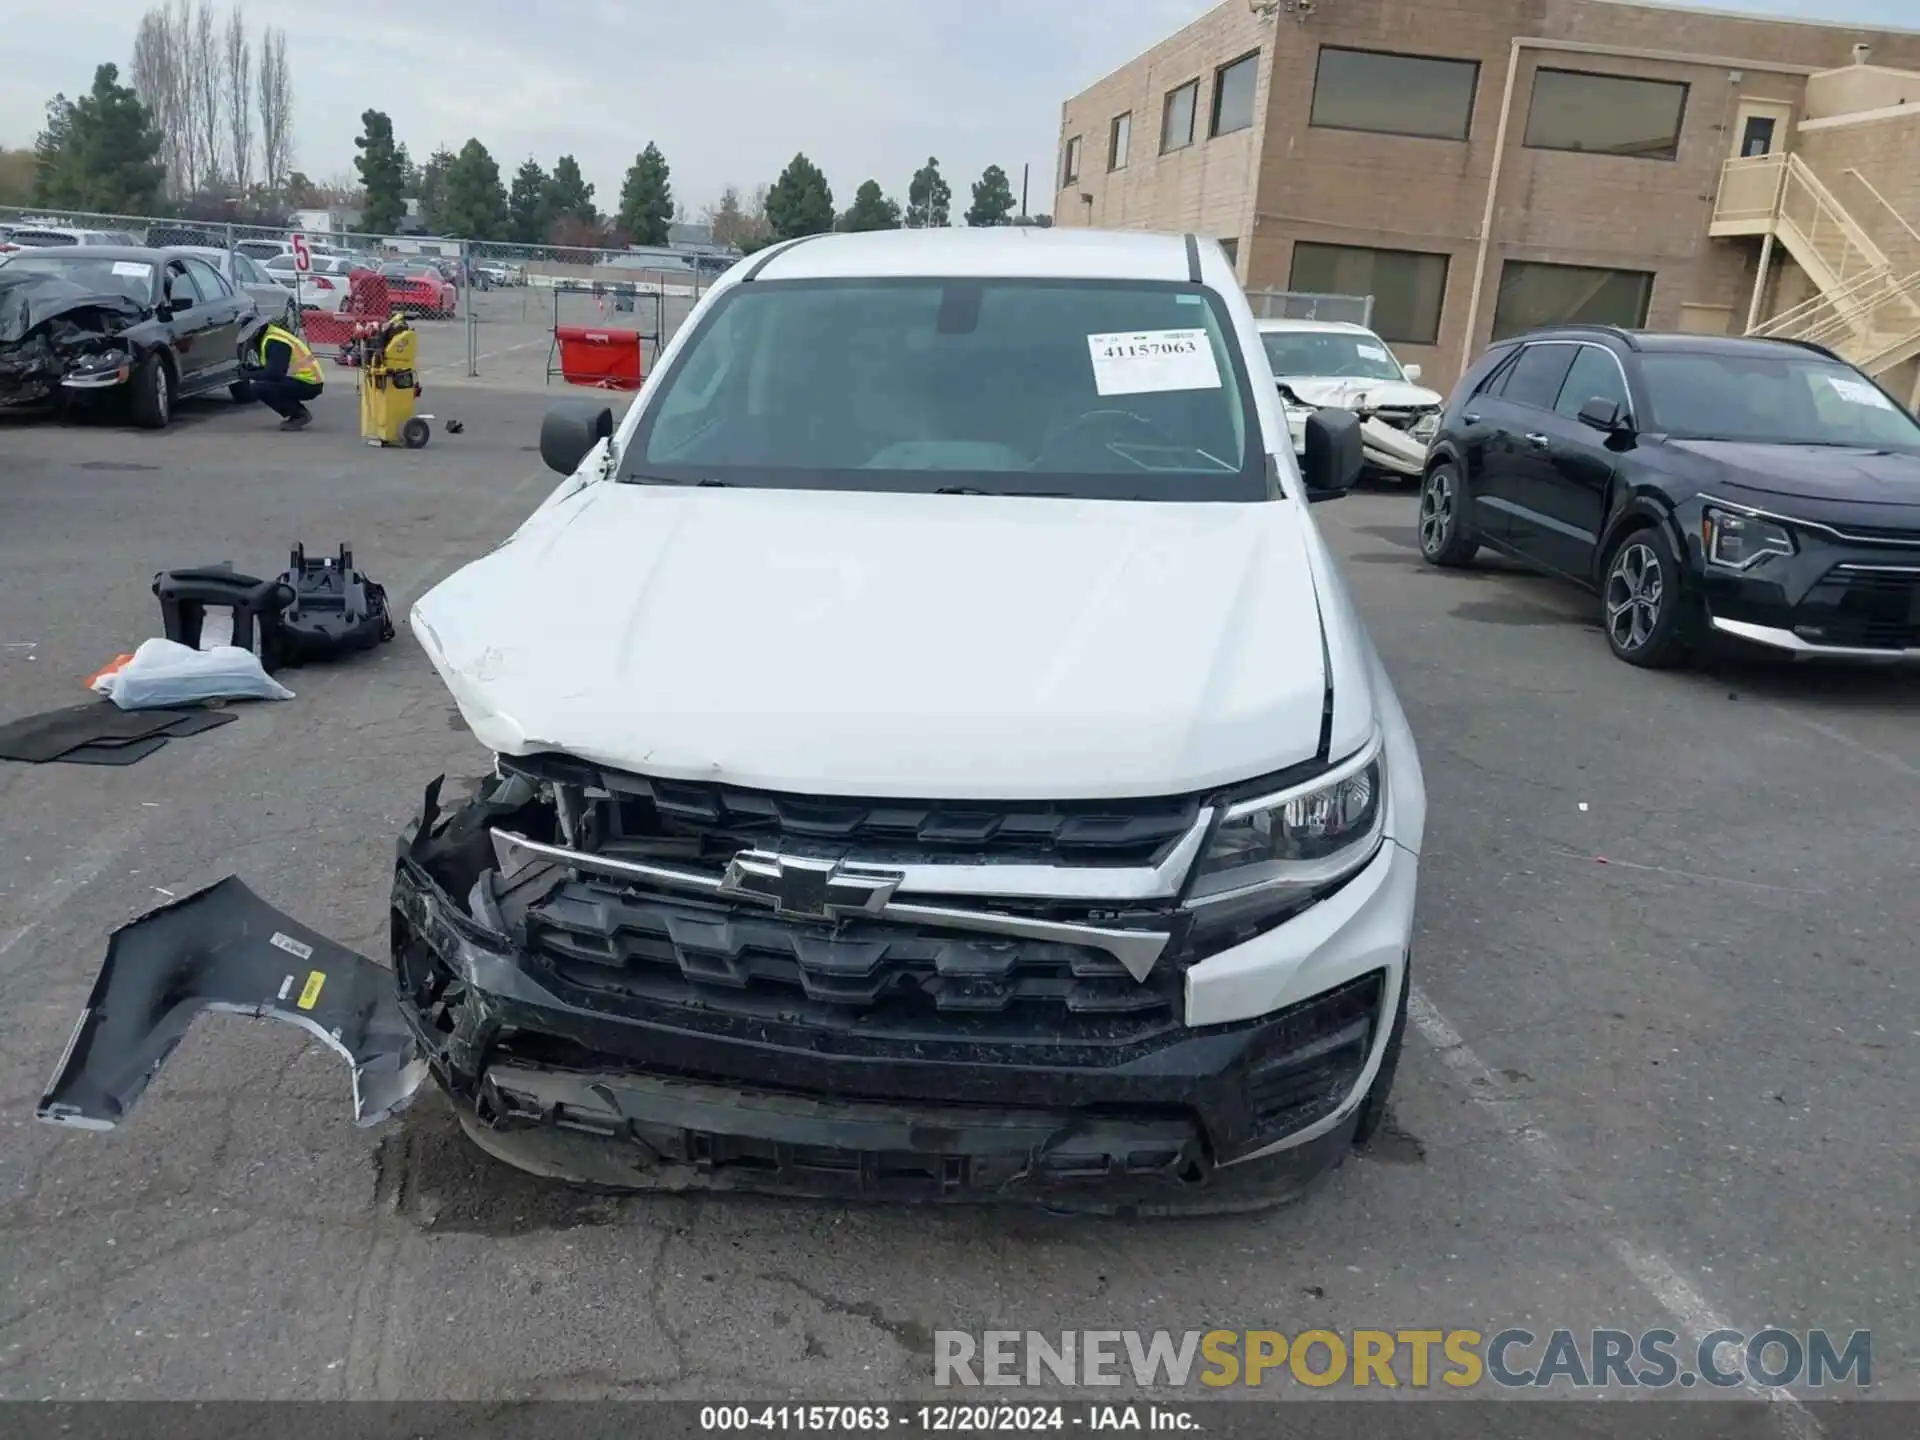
1087;329;1221;396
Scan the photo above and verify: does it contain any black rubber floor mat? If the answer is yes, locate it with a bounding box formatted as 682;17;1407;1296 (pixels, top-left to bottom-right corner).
0;702;191;764
60;736;172;766
158;710;238;740
0;703;239;765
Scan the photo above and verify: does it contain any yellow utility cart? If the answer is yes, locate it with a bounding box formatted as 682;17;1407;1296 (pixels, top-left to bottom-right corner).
351;313;431;449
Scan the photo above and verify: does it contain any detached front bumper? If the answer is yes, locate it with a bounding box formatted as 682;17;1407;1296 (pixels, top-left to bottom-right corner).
38;807;1415;1210
1286;410;1434;477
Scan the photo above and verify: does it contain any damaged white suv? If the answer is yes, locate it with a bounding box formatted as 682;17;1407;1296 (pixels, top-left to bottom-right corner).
42;229;1426;1210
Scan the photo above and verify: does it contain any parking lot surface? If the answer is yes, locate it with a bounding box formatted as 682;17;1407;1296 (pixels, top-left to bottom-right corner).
0;394;1914;1411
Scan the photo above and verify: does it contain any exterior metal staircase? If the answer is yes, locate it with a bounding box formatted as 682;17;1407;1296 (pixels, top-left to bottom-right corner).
1711;152;1920;377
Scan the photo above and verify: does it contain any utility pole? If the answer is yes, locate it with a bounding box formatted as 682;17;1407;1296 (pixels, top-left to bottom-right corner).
1020;163;1029;221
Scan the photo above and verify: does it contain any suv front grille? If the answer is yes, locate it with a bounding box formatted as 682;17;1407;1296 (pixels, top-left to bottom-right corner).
523;879;1186;1043
1804;567;1920;649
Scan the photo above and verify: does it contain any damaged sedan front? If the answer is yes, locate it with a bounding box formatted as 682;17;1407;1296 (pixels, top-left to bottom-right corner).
40;228;1425;1210
0;246;254;427
0;269;148;414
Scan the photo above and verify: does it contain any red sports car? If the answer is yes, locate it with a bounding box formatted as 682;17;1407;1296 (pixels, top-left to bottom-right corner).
376;260;457;319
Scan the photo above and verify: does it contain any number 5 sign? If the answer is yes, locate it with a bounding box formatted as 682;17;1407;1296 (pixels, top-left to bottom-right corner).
291;233;311;273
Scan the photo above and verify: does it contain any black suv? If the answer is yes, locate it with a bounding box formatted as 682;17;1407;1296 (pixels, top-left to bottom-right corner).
1417;326;1920;667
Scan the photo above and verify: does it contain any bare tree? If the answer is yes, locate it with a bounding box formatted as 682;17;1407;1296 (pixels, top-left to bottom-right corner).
188;1;222;185
130;5;188;195
258;25;293;193
223;4;251;191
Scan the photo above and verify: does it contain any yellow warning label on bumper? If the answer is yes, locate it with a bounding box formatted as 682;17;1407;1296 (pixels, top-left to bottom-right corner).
296;971;326;1010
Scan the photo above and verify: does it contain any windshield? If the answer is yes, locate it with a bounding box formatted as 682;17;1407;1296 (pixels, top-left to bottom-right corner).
1642;353;1920;451
1261;329;1405;382
1;253;154;305
626;278;1261;501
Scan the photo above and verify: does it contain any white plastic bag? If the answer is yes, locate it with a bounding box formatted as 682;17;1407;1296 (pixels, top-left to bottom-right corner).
91;638;295;710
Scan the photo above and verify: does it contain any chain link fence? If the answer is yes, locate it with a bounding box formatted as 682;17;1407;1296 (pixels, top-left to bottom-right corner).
1245;288;1376;328
2;204;735;385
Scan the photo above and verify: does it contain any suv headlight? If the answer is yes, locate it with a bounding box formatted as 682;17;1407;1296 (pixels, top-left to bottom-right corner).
1704;507;1794;570
1187;733;1387;922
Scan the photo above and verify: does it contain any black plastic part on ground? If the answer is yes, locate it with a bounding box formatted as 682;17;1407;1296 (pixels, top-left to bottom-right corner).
35;875;423;1131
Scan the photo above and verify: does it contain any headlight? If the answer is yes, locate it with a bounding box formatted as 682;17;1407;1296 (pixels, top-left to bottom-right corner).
1187;734;1387;917
1704;506;1794;570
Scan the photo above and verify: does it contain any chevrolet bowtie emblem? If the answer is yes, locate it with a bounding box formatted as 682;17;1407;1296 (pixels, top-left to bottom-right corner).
716;852;903;920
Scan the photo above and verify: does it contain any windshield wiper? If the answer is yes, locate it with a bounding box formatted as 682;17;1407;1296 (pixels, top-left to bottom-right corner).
935;485;988;495
625;473;730;486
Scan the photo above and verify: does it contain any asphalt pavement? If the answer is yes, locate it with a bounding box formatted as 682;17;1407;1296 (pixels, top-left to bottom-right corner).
0;395;1914;1416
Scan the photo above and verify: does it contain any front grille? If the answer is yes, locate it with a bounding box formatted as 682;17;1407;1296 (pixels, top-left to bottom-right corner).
1802;567;1920;649
502;754;1203;870
1243;971;1383;1139
522;879;1185;1043
638;778;1200;868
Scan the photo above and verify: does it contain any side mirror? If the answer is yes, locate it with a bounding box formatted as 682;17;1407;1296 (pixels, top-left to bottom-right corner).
1402;363;1423;383
540;400;615;476
170;293;194;312
1577;396;1631;434
1302;408;1363;501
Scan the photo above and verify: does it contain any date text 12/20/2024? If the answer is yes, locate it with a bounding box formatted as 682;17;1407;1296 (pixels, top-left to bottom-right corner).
700;1405;1196;1433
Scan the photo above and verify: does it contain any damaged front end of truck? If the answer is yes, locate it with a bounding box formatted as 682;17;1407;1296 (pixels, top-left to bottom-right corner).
0;273;146;412
41;753;1390;1210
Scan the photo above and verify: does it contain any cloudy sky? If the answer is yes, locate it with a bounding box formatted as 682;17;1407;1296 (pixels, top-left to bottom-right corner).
0;0;1911;219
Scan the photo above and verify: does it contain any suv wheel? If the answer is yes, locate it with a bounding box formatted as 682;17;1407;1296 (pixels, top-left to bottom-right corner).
1602;527;1689;668
1418;462;1478;567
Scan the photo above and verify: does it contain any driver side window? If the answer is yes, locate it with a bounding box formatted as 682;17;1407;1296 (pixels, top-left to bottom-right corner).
1553;345;1630;422
185;256;232;298
165;261;206;304
648;303;743;457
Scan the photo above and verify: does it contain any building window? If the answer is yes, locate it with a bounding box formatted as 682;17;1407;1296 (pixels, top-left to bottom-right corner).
1524;68;1689;160
1309;47;1479;142
1219;237;1239;266
1062;135;1082;185
1109;112;1131;171
1289;242;1450;345
1492;261;1654;339
1211;51;1260;137
1162;79;1199;153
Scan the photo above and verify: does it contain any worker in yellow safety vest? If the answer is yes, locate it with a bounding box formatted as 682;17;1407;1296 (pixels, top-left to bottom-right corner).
237;316;325;431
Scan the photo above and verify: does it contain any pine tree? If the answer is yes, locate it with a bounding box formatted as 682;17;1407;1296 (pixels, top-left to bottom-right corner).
33;66;165;213
441;138;507;240
906;157;951;229
965;165;1015;227
841;179;901;232
508;157;549;245
353;109;406;234
616;142;673;247
765;153;834;240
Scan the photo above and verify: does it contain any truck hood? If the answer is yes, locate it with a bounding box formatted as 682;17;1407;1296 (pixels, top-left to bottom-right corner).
412;483;1333;800
1278;376;1441;412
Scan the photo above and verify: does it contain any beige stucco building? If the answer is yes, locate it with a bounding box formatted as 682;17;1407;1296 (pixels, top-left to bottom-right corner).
1054;0;1920;402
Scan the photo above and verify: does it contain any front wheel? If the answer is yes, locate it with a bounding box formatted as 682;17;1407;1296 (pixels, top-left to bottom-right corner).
1601;526;1691;668
1418;462;1479;567
400;416;431;449
128;353;172;430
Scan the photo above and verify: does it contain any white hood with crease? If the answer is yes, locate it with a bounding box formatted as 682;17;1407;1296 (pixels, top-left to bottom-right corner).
411;484;1332;800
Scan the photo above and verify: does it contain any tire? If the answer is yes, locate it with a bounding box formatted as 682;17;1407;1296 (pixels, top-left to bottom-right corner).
1417;460;1479;567
128;352;172;430
1352;958;1411;1147
401;416;431;449
1600;524;1691;668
